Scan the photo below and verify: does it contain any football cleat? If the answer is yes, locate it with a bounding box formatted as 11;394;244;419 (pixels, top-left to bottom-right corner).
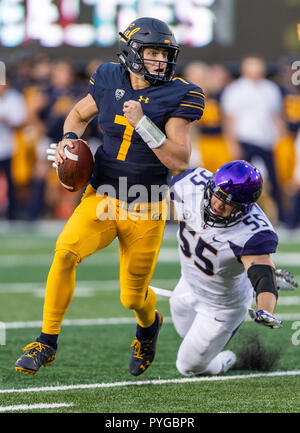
15;342;56;375
218;350;237;373
129;310;163;376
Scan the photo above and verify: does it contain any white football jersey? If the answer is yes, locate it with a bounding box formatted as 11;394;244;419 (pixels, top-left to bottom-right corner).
170;167;278;308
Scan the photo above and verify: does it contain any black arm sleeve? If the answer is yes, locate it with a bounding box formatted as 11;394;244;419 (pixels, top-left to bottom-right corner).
247;264;278;299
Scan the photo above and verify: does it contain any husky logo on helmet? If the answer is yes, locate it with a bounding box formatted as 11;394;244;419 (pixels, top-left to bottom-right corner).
117;17;180;86
203;160;263;228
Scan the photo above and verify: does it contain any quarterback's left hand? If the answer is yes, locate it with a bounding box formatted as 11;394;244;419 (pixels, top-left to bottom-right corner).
248;308;282;329
275;269;298;291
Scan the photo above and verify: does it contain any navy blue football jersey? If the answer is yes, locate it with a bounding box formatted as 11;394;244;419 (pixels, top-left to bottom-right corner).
87;62;205;201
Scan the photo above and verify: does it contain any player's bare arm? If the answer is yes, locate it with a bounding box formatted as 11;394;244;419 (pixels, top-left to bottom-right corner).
158;116;191;172
123;100;191;172
240;253;276;271
241;254;277;313
240;252;281;330
55;94;99;166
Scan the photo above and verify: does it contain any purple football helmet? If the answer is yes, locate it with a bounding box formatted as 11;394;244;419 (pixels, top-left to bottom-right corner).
204;160;263;227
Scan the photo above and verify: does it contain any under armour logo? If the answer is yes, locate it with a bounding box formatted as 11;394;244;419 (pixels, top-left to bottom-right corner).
138;96;149;103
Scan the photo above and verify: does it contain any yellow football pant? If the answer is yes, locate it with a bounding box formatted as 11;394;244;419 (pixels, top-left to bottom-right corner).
42;185;167;335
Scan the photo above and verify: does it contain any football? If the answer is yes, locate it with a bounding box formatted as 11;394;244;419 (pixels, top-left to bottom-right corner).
57;139;94;192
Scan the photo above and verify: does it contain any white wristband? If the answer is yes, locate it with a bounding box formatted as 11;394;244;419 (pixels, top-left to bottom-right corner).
135;115;166;149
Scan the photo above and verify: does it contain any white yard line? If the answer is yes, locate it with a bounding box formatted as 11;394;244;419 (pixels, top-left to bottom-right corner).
0;253;118;267
150;288;300;305
0;403;73;412
0;250;299;267
3;317;172;329
277;296;300;305
3;313;300;330
0;278;299;304
0;279;178;295
0;248;179;267
0;371;299;395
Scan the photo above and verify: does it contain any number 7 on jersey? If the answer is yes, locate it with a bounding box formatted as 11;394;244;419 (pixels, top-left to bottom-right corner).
114;114;134;161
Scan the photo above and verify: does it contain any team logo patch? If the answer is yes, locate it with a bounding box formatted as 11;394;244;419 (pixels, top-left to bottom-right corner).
115;89;125;100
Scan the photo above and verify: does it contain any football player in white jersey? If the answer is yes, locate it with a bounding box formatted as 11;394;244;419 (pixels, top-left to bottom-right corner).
167;160;283;376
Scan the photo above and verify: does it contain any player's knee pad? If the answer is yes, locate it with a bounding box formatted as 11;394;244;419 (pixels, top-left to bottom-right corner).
176;357;207;377
176;342;210;376
120;292;145;311
126;250;157;277
54;249;80;270
176;358;191;376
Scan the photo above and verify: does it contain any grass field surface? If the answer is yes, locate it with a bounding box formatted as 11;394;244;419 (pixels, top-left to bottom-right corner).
0;222;299;416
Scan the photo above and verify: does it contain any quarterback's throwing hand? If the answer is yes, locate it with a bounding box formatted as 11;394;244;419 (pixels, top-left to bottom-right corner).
248;308;282;329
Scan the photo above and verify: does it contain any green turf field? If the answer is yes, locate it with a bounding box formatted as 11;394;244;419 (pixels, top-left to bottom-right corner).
0;222;299;414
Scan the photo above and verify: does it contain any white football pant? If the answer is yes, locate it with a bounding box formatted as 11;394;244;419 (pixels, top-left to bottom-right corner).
169;276;253;376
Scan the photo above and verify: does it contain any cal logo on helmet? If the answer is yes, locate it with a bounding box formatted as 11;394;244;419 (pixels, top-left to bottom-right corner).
120;27;141;42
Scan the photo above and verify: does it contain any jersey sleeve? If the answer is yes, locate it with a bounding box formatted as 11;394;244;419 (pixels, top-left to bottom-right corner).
169;171;196;220
170;168;197;189
87;72;96;98
86;64;106;110
168;85;205;121
229;230;279;257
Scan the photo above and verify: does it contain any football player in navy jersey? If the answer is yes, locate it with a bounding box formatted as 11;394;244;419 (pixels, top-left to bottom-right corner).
15;17;205;377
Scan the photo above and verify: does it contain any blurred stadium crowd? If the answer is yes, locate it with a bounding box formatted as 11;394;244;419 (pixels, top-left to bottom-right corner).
0;54;300;229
